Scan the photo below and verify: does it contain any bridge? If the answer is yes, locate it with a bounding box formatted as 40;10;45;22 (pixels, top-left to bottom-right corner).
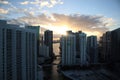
53;40;60;43
55;55;61;57
39;40;60;44
42;63;59;67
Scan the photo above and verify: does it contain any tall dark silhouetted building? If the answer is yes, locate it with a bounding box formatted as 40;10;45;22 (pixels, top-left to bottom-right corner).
99;28;120;74
87;36;98;64
100;31;111;63
44;30;53;58
100;28;120;64
66;30;73;35
111;28;120;63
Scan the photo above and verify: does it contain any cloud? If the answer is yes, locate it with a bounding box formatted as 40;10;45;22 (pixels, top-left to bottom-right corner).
40;1;50;7
0;8;8;14
0;0;63;21
7;19;29;26
0;0;9;4
0;0;113;37
0;0;116;39
20;0;63;8
0;1;17;15
0;0;35;17
7;13;114;38
20;1;29;5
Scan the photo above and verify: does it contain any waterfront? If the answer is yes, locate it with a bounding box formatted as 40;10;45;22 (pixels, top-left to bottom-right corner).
43;43;69;80
42;43;120;80
43;57;70;80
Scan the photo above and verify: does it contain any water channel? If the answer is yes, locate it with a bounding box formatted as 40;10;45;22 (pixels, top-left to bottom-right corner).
43;43;70;80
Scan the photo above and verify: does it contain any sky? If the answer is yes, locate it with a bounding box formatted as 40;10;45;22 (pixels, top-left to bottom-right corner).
0;0;120;39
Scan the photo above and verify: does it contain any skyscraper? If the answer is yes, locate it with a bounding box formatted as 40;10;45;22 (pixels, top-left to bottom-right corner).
26;26;40;56
111;28;120;63
39;45;49;57
44;30;53;58
0;20;37;80
60;31;87;66
60;34;76;66
78;32;87;66
87;36;98;64
100;31;111;63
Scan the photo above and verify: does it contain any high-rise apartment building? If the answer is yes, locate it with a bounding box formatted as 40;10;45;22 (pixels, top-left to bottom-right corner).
60;34;76;66
78;32;87;66
39;45;49;57
44;30;53;57
100;31;111;63
99;28;120;63
0;20;37;80
60;31;87;66
87;36;98;64
111;28;120;63
26;26;40;55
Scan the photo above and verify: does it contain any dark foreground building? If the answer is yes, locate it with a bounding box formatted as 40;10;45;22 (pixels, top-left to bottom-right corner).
44;30;53;58
0;20;38;80
111;28;120;63
87;36;98;64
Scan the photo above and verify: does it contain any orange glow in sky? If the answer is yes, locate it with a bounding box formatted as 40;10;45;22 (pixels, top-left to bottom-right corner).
48;25;69;35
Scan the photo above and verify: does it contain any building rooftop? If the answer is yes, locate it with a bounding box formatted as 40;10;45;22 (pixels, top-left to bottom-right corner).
61;69;119;80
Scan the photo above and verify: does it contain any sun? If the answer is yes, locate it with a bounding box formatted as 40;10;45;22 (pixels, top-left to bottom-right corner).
56;26;69;35
47;25;69;35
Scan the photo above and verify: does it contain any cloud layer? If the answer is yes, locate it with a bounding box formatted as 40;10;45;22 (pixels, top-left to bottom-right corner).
0;8;8;14
20;0;63;8
0;0;9;4
0;0;64;19
7;13;114;37
0;0;115;39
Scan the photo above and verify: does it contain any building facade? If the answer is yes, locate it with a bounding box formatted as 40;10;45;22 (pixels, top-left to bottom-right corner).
44;30;53;58
39;45;49;57
60;31;87;66
78;32;87;66
87;36;98;64
0;20;37;80
100;31;111;63
111;28;120;63
61;34;76;66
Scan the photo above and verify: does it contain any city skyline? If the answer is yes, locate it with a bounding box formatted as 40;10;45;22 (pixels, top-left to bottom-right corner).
0;20;120;80
0;1;120;79
0;0;120;39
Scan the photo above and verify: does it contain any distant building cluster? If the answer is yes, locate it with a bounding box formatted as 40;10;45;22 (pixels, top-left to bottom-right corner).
60;28;120;71
38;30;54;64
60;31;98;66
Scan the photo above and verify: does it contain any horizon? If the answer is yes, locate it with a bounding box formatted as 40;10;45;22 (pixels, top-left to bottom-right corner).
0;18;119;41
